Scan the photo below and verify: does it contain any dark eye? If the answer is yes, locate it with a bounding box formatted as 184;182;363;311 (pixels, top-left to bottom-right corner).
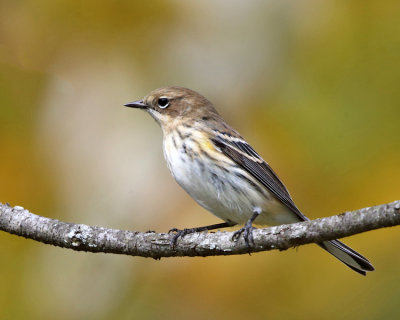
157;97;169;109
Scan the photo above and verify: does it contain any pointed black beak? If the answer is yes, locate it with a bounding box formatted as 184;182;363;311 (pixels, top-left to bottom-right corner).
124;99;148;109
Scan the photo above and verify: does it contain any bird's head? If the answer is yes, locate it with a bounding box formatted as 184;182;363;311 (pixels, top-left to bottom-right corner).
124;86;220;130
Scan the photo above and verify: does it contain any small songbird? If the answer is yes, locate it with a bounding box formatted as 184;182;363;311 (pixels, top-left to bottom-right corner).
125;86;374;275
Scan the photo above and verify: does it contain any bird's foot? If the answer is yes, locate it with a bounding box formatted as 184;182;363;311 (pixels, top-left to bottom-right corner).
168;222;235;248
168;227;198;247
232;220;256;248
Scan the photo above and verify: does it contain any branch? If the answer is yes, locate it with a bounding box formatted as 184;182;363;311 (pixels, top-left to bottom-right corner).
0;201;399;258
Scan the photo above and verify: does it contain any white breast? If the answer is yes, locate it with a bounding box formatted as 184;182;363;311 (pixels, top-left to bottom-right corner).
162;127;291;225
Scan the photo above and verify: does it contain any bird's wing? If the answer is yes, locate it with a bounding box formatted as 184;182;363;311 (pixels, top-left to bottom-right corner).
211;131;308;221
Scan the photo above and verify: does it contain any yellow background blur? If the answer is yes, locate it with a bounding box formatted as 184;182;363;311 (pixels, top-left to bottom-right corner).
1;1;400;319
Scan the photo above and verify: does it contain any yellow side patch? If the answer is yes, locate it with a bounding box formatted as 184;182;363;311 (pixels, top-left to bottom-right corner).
200;136;216;152
191;131;215;152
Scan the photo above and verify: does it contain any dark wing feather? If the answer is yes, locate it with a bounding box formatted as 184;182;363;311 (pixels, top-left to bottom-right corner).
211;134;308;222
211;132;375;274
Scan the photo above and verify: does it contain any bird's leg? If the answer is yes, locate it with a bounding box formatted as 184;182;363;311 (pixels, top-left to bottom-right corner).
232;207;262;248
169;221;236;247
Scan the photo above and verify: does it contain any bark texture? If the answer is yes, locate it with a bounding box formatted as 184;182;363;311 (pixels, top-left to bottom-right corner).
0;201;399;258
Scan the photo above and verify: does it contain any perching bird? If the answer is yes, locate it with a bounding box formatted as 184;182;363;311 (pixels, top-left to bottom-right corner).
125;86;374;275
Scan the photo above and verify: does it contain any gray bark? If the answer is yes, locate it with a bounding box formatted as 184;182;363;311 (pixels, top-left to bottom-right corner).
0;201;399;258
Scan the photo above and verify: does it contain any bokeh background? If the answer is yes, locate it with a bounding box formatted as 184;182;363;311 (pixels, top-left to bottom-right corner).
1;0;400;319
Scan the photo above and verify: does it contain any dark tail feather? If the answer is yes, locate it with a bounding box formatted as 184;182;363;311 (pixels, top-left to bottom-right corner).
318;240;375;276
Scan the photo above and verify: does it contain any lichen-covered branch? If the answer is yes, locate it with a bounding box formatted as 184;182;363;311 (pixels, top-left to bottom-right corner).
0;201;399;258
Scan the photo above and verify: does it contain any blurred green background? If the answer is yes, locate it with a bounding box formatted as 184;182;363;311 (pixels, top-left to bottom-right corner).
1;0;400;319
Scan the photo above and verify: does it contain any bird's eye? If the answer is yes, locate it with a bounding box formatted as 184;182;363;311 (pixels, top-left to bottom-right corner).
157;97;169;109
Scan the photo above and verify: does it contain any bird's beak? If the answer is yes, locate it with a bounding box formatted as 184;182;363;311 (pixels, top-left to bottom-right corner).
124;99;148;109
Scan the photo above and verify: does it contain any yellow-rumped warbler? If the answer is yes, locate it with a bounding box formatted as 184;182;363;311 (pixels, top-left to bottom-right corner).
125;86;374;275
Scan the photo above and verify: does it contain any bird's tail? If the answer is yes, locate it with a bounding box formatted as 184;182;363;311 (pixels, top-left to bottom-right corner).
318;240;375;275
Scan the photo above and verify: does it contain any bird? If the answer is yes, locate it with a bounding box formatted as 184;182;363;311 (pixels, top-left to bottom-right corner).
124;86;374;275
